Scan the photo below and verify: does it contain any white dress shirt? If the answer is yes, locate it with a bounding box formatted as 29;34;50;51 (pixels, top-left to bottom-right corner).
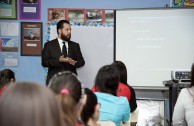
57;38;68;55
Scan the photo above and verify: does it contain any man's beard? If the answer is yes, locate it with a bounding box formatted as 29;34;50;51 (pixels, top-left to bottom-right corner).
61;33;71;42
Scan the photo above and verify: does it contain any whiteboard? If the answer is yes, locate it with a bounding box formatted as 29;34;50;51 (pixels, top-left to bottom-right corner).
115;8;194;87
47;25;113;88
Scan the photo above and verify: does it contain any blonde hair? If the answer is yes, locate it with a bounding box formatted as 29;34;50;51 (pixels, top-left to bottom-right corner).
0;82;64;126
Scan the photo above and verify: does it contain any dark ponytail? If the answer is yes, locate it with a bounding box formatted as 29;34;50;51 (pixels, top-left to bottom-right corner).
0;69;15;88
95;65;119;96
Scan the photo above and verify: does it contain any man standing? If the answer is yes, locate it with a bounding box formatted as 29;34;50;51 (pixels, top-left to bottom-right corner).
42;20;85;85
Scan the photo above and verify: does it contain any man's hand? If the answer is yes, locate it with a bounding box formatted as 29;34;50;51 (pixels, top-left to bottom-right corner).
59;56;77;65
59;55;70;62
68;58;77;66
59;55;64;62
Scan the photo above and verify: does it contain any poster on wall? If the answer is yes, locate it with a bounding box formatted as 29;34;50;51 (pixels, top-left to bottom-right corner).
48;8;66;23
68;9;84;26
46;8;114;27
0;22;19;36
21;22;42;56
172;0;194;6
105;10;114;27
0;0;17;19
184;0;194;6
86;9;103;26
19;0;41;20
0;37;18;52
0;53;19;67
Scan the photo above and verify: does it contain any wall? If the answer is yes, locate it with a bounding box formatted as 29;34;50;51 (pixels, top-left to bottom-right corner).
0;0;170;124
8;0;169;86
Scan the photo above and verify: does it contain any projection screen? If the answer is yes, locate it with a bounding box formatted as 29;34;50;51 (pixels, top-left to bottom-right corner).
115;8;194;87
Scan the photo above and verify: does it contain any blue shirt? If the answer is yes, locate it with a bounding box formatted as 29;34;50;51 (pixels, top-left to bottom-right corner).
95;92;130;126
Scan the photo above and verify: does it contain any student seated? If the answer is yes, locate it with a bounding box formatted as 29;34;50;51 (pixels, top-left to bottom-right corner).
92;61;138;112
48;71;87;126
173;63;194;126
93;65;130;126
0;69;15;95
112;61;138;112
0;82;64;126
81;88;100;126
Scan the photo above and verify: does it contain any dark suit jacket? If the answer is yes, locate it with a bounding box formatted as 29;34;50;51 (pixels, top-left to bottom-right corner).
42;38;85;85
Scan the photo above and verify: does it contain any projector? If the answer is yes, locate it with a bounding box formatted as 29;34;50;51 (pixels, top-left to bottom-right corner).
171;70;191;82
